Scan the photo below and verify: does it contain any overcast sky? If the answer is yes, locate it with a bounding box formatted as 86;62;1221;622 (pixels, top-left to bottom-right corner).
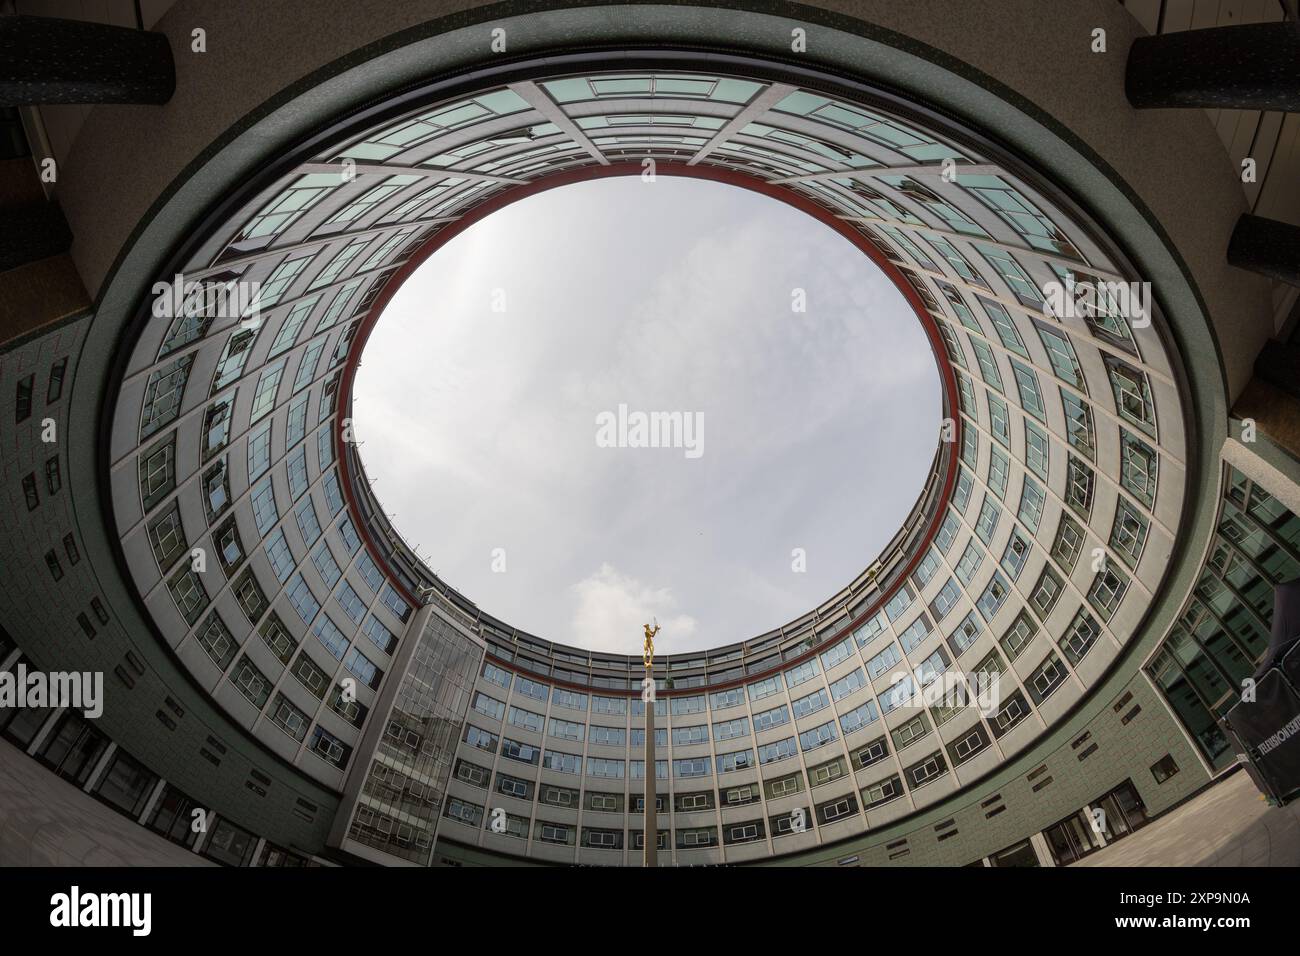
352;176;941;655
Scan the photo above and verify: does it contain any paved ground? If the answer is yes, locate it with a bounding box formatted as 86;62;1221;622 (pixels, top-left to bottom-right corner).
0;739;209;866
1077;768;1300;867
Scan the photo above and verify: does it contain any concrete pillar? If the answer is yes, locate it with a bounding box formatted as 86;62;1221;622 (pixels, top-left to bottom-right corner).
1127;23;1300;111
25;705;64;756
1229;341;1300;484
0;203;71;272
1228;217;1300;286
1081;806;1108;848
81;740;117;793
0;16;174;106
192;811;215;854
0;254;91;349
137;777;167;824
1029;831;1056;867
1252;339;1300;398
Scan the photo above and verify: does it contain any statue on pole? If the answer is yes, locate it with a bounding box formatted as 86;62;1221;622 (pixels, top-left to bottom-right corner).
643;620;659;667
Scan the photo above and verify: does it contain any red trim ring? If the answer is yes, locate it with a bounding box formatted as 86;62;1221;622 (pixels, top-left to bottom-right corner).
335;161;961;694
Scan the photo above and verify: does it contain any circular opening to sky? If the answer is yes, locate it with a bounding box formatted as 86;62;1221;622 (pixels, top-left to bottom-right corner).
353;176;943;655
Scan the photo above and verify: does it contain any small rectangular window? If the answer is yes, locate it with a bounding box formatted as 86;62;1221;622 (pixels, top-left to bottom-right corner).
45;455;61;495
1150;753;1179;784
47;359;68;403
15;375;34;423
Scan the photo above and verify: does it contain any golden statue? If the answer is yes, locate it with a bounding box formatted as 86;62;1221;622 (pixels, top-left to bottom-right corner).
643;621;659;667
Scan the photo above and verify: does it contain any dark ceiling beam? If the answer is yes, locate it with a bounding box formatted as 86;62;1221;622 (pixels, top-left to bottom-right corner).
0;200;71;271
1228;214;1300;286
1127;22;1300;111
1254;339;1300;402
0;14;174;106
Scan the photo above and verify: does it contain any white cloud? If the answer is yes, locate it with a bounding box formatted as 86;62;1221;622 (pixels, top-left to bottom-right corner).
569;563;698;654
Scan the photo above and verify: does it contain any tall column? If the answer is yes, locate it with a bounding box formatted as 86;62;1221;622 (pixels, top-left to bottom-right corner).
1126;23;1300;112
82;742;118;793
1029;831;1057;867
137;777;168;825
1227;215;1300;286
1082;807;1108;849
644;665;657;868
25;706;65;756
1253;339;1300;399
0;15;175;106
0;203;72;272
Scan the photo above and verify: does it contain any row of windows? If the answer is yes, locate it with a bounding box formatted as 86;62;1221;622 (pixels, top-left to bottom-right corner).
13;356;67;424
465;620;1083;798
474;575;1091;761
444;794;868;849
873;237;1165;731
135;335;414;777
18;455;61;512
453;719;988;840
